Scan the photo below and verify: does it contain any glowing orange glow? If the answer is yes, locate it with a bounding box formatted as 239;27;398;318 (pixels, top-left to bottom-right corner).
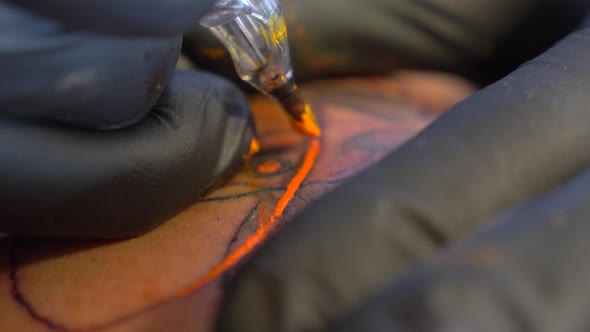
272;139;319;217
250;138;260;155
256;160;282;174
245;138;260;161
292;112;321;137
175;139;321;297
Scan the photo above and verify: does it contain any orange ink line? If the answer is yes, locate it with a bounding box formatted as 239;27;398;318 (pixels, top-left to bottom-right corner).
272;139;319;218
175;139;320;297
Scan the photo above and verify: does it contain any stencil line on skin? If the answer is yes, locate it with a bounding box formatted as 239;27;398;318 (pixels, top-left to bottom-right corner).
9;239;67;331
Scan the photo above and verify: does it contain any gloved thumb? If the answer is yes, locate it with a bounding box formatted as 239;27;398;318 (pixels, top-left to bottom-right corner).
0;71;255;239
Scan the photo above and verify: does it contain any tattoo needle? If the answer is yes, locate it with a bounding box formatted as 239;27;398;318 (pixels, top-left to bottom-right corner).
199;0;321;137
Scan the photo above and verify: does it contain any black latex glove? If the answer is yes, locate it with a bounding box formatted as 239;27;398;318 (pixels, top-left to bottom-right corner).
218;3;590;332
0;1;255;238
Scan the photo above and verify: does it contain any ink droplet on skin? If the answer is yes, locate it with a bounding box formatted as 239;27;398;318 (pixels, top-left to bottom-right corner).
250;138;261;155
245;138;261;160
256;160;282;174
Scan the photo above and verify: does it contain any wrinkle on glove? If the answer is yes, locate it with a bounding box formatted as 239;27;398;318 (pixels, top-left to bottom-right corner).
0;1;181;129
333;165;590;332
0;71;254;239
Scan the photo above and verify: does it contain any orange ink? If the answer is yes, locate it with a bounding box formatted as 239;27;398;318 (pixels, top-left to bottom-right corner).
271;139;319;218
175;139;320;297
292;110;321;138
249;138;260;155
256;160;282;174
245;138;260;160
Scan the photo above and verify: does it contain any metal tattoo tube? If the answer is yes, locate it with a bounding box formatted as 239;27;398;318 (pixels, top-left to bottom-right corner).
199;0;321;137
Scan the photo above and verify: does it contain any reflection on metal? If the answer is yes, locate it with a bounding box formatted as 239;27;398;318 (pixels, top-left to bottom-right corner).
200;0;321;137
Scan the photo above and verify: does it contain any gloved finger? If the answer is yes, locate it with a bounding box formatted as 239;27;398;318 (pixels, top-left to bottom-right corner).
218;16;590;332
0;1;180;129
184;0;588;84
6;0;215;36
332;165;590;332
0;70;254;239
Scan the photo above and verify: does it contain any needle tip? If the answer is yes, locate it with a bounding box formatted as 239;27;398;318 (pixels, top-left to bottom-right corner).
267;79;322;137
291;108;321;137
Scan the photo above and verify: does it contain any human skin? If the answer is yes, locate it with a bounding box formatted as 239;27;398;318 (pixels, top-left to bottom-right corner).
0;72;474;332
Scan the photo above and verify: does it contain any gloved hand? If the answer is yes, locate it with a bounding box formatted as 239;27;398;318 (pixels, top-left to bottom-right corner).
0;1;255;238
218;2;590;332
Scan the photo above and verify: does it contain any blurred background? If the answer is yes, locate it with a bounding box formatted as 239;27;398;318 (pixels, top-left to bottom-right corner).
181;0;590;90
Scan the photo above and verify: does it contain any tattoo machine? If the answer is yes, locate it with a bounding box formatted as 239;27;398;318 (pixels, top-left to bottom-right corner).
199;0;321;137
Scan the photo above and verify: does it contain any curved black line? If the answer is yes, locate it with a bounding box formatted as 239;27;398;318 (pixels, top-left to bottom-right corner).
200;178;345;203
223;203;260;258
9;239;68;331
201;187;283;202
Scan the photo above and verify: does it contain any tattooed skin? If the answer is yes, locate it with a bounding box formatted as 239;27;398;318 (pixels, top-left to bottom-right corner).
0;72;474;332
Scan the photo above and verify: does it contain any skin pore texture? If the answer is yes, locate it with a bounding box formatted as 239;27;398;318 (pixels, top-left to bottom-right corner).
0;71;474;332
